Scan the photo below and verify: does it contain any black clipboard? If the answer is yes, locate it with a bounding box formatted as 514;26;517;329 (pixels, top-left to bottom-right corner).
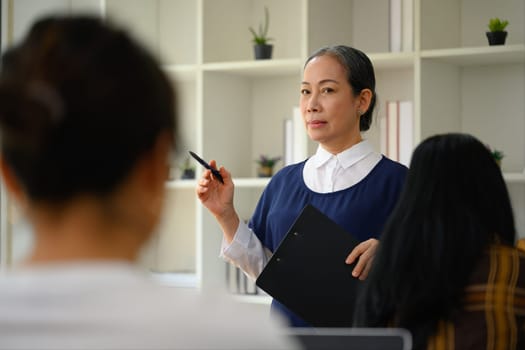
256;204;362;327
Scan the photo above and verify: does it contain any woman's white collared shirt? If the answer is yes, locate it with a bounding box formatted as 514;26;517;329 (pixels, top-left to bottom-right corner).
221;140;382;279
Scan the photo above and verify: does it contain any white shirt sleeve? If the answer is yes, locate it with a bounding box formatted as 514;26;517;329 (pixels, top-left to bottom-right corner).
220;220;272;280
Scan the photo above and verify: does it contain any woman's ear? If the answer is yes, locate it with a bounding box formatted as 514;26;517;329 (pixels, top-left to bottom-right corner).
132;131;173;202
148;132;173;190
0;156;28;207
358;88;373;115
116;132;173;238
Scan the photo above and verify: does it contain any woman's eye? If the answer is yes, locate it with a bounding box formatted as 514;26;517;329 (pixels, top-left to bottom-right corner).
300;89;310;95
321;87;334;93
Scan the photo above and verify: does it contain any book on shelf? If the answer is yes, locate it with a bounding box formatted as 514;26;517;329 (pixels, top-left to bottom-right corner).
226;262;258;295
389;0;402;52
284;107;308;166
398;100;413;166
283;119;293;166
386;101;399;160
389;0;413;52
402;0;414;51
381;100;413;167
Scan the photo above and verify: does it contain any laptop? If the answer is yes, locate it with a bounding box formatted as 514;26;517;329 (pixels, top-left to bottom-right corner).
287;327;412;350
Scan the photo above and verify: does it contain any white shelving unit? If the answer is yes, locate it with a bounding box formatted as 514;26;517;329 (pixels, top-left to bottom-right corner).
3;0;524;298
103;0;525;296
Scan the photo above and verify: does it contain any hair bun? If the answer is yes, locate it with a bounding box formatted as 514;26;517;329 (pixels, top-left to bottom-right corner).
0;81;63;153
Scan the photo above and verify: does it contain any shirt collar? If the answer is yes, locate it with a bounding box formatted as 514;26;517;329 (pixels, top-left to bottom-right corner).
312;140;374;169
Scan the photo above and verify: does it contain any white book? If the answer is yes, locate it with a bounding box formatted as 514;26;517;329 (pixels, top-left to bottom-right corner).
244;272;258;295
283;119;294;166
402;0;414;51
389;0;402;52
226;262;240;294
292;107;308;164
380;112;388;155
386;101;399;161
398;100;414;166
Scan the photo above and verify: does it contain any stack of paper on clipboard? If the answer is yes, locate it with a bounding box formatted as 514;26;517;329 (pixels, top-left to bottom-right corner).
256;204;362;327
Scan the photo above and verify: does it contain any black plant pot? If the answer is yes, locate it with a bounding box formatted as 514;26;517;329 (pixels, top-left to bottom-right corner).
486;31;507;46
254;44;273;60
181;169;195;180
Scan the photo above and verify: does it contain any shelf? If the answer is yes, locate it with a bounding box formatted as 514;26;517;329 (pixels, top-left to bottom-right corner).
368;52;415;70
163;64;197;81
168;174;525;187
167;177;270;189
420;45;525;66
202;58;303;77
148;273;272;304
504;172;525;183
233;294;272;305
166;180;196;189
201;54;415;76
149;271;198;288
98;0;525;291
233;177;271;188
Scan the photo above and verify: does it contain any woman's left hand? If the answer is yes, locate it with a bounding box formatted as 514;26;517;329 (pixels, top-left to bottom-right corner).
345;238;379;280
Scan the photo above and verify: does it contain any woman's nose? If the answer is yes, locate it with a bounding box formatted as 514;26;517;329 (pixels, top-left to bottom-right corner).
307;94;319;112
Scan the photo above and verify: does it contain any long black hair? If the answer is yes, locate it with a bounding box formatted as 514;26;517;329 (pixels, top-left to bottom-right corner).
354;133;515;349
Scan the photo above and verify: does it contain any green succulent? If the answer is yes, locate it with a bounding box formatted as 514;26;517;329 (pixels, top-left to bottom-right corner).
488;18;509;32
255;154;281;168
179;157;195;171
492;149;505;161
249;6;273;45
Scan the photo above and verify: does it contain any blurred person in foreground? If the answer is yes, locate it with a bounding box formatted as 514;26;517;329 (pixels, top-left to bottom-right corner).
0;15;296;350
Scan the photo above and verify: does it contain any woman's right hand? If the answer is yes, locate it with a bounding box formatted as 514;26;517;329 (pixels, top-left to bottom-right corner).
196;160;233;216
195;160;239;242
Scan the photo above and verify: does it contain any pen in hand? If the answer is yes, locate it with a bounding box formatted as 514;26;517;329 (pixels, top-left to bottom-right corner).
189;151;224;184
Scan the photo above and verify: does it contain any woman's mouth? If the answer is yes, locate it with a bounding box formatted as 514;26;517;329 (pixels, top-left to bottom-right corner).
308;120;327;128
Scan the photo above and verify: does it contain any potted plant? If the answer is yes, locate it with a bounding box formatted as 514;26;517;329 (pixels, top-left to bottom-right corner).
249;6;273;59
491;149;505;167
255;154;281;177
180;157;196;179
486;18;509;46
